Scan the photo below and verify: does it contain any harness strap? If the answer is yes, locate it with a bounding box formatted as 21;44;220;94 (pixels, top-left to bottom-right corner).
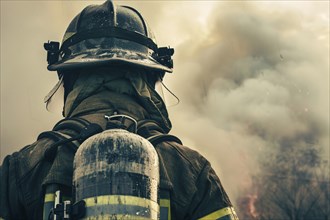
39;117;95;162
137;119;182;146
41;117;178;220
53;117;91;133
148;134;182;146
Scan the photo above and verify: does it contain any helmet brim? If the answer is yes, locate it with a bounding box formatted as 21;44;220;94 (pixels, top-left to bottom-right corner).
47;49;173;73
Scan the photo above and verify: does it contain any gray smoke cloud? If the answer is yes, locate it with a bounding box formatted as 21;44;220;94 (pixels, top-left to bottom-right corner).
164;1;329;205
1;1;329;216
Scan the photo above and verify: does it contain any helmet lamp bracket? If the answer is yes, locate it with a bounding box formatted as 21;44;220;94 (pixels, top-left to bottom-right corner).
155;47;174;69
44;41;60;65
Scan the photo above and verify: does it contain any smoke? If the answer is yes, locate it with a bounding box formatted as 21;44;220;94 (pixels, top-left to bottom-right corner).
1;1;329;217
166;1;329;207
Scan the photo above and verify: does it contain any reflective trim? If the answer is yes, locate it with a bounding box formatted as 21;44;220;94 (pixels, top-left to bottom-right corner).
85;204;153;218
43;193;55;220
83;195;159;219
84;195;158;209
44;193;55;203
160;199;171;220
198;207;239;220
81;214;150;220
43;192;72;220
44;192;71;203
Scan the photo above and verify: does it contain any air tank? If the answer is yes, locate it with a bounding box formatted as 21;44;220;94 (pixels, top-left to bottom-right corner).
73;129;160;219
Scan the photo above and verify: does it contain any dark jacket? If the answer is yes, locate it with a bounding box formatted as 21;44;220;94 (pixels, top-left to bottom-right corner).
0;92;235;220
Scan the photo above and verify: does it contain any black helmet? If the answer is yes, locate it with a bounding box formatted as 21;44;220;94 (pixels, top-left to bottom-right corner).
44;0;174;73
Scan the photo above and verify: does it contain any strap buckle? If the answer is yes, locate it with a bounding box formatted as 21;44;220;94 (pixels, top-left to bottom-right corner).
104;113;138;133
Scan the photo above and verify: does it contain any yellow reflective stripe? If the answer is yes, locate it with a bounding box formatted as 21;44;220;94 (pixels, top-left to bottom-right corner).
160;199;170;208
44;193;70;203
81;215;150;220
160;199;171;220
44;193;55;203
198;206;238;220
84;195;159;210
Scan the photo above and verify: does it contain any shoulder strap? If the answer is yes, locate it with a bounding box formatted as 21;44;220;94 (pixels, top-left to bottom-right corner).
52;117;91;133
137;120;182;146
39;117;103;162
38;117;92;141
147;134;182;146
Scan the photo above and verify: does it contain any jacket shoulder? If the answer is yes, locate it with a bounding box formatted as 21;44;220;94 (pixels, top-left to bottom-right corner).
157;140;209;177
155;139;211;213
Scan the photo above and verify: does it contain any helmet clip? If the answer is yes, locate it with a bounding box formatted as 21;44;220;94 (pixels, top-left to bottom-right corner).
156;47;175;69
44;41;60;65
105;113;138;133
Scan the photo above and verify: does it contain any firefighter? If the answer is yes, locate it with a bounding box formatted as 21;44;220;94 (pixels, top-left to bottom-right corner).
0;1;238;219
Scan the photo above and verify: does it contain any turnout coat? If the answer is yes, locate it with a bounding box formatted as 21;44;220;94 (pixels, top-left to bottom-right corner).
0;92;235;220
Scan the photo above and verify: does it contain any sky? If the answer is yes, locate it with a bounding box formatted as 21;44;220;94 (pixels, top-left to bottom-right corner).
1;0;329;212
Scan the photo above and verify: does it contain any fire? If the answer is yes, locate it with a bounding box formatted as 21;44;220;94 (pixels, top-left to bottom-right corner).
237;194;259;219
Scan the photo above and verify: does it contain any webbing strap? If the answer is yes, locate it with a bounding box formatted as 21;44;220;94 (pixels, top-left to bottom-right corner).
52;131;80;149
41;131;80;162
137;120;182;146
147;134;182;146
53;117;91;133
40;117;93;161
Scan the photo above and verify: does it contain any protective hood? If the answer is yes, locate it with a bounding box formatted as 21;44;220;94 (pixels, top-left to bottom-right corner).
63;70;172;133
